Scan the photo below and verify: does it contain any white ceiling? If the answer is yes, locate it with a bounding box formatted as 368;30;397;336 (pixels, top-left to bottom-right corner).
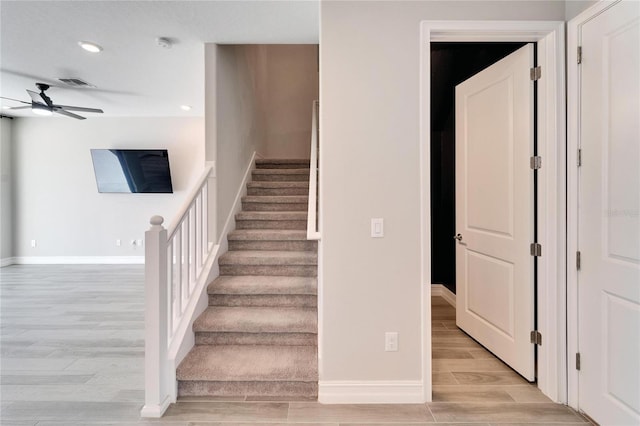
0;0;319;118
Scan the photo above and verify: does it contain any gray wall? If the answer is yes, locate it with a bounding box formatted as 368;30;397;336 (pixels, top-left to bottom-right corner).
12;117;204;258
319;1;565;382
0;117;14;262
213;45;261;240
255;44;319;159
212;44;319;239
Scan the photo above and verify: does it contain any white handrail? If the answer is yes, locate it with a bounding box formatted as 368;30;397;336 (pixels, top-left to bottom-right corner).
142;165;215;417
307;100;321;240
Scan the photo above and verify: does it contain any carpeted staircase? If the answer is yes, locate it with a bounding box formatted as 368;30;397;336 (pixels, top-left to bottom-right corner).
176;159;318;400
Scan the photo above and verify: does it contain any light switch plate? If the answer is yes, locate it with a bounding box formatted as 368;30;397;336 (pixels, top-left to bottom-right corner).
371;218;384;238
385;332;398;351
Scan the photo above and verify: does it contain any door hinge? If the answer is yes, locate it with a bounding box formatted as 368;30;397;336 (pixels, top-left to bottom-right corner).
530;330;542;346
530;243;542;257
576;352;581;370
577;149;582;167
530;66;542;81
576;251;581;270
577;46;582;64
530;156;542;170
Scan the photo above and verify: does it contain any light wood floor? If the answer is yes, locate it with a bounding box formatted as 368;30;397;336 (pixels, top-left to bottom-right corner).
0;265;590;425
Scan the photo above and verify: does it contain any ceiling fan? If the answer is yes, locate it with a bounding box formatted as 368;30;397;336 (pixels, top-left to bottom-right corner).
1;83;104;120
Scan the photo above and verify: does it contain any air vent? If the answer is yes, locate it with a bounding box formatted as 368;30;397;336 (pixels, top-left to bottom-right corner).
58;78;96;88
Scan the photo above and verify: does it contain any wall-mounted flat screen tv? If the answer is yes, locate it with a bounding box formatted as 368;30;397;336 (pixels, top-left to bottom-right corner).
90;149;173;193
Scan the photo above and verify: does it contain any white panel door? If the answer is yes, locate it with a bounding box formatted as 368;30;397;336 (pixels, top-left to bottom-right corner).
455;44;535;381
578;1;640;424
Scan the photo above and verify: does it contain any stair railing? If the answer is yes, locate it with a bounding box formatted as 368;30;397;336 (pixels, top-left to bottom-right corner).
307;100;321;240
142;165;216;417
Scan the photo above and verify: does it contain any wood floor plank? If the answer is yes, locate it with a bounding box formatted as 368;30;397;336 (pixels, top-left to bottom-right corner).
428;402;586;423
452;371;530;386
288;402;434;422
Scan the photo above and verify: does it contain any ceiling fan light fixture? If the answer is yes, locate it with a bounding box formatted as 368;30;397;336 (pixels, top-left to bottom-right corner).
32;106;53;116
78;41;103;53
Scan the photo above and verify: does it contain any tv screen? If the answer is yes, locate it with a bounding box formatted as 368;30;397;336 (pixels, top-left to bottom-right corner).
90;149;173;193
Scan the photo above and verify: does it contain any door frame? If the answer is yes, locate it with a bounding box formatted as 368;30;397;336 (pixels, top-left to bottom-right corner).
419;20;566;403
566;0;624;411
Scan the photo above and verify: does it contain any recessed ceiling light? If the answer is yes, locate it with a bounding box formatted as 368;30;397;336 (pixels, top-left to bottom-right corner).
78;41;103;53
180;105;192;111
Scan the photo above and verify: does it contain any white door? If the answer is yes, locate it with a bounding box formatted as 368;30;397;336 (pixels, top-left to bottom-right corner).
578;1;640;424
455;44;535;381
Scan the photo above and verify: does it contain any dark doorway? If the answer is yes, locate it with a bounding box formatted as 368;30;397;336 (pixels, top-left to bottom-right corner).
430;42;527;294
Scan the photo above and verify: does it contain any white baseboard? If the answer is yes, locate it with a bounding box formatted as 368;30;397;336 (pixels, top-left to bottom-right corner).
220;151;258;242
140;395;172;418
11;256;145;265
431;284;456;308
318;380;424;404
1;257;16;267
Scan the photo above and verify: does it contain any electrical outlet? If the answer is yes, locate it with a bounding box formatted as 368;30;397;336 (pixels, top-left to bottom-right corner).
385;332;398;352
136;239;143;246
116;239;121;247
30;239;37;248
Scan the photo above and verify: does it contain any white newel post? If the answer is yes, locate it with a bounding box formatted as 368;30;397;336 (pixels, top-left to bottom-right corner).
141;215;172;417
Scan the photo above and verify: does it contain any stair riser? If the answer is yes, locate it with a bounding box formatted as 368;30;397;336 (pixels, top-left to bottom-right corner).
178;380;318;398
220;265;317;277
236;220;307;230
242;202;307;212
229;240;317;252
255;164;310;169
247;187;309;196
195;332;317;346
208;294;317;308
252;173;309;182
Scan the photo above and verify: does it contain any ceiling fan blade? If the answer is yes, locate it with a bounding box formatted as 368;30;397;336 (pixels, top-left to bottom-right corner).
55;105;104;113
26;89;44;104
53;108;86;120
0;96;30;105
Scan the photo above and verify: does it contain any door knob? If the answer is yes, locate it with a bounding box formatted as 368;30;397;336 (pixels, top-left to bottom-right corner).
454;234;463;241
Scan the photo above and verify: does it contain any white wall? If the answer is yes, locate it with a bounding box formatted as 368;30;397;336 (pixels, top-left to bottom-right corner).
12;117;204;259
0;117;14;263
213;44;261;240
319;1;565;384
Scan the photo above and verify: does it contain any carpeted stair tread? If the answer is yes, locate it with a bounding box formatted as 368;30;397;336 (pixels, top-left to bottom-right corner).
255;159;310;169
228;230;308;241
208;276;317;295
236;211;307;221
177;345;318;382
242;195;308;204
247;181;309;189
247;181;309;196
219;250;317;266
194;306;317;333
252;168;309;176
252;169;310;182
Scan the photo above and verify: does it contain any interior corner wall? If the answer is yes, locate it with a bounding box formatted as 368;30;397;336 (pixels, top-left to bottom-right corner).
255;45;319;159
12;117;204;258
214;45;261;241
319;0;565;384
0;117;14;262
565;0;598;20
